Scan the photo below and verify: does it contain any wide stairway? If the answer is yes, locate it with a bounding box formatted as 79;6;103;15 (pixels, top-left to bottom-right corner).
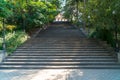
0;22;120;69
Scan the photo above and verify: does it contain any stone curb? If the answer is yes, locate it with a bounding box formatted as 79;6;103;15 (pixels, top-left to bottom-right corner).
31;25;48;39
31;28;42;39
72;24;88;37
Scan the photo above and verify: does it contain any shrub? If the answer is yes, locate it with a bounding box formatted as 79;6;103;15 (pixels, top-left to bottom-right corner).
0;0;12;18
90;28;115;47
6;31;28;54
0;31;28;54
6;25;16;32
0;23;2;32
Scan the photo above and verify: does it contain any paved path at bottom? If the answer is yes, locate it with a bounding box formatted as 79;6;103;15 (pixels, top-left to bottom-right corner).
0;69;120;80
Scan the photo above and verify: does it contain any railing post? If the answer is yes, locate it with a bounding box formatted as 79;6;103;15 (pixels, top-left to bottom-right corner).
118;52;120;63
0;50;4;62
112;11;120;62
2;18;7;61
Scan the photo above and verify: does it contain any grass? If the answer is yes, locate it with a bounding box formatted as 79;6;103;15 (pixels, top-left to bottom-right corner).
0;30;28;55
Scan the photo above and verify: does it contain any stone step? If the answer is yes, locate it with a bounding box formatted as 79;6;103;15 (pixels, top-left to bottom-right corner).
14;50;109;53
7;55;114;59
5;58;116;62
25;43;98;45
12;53;111;56
22;42;99;45
23;44;99;46
16;49;107;51
2;61;117;65
22;45;100;48
26;39;97;42
18;46;104;49
21;46;103;49
27;38;96;40
1;65;120;69
27;38;96;41
25;42;98;44
26;41;96;43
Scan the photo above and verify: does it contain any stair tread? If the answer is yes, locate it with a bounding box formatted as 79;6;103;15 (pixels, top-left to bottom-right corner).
18;47;104;48
6;58;115;60
17;48;107;51
12;53;111;55
3;62;116;64
14;51;109;53
7;56;114;60
5;59;117;62
7;55;114;57
1;64;120;69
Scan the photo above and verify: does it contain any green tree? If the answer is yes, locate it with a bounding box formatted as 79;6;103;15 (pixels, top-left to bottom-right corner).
0;0;12;18
0;0;12;32
83;0;120;46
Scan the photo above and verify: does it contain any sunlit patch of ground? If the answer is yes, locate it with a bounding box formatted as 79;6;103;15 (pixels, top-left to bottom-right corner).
0;69;71;80
0;69;120;80
30;69;70;80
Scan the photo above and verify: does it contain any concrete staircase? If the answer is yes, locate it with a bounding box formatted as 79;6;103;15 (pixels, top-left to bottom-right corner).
0;23;120;69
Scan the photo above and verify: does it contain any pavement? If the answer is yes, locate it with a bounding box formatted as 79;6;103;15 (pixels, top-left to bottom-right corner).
0;69;120;80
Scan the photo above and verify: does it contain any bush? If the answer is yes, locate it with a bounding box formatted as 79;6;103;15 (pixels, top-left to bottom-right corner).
90;28;115;47
6;25;16;32
0;0;12;18
0;22;2;32
0;31;28;55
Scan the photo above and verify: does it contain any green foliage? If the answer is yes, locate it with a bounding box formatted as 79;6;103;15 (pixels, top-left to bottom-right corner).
6;25;16;32
48;0;61;9
0;0;12;18
78;0;120;47
63;0;83;22
63;0;77;21
26;1;47;28
0;31;28;54
5;0;59;30
0;22;2;31
90;28;115;47
24;1;59;30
